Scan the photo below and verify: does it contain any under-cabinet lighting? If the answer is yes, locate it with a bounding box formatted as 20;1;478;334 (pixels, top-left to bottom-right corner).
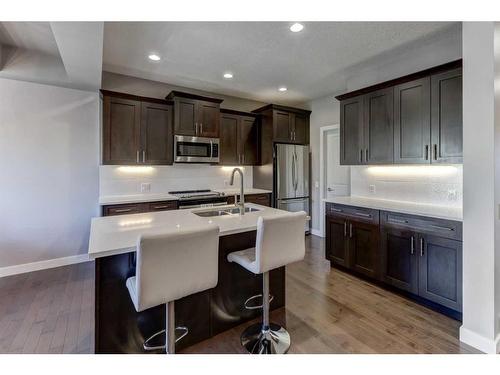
366;165;458;177
117;166;155;175
119;218;153;227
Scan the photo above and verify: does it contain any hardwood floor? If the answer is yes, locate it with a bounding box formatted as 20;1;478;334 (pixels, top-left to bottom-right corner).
0;235;479;354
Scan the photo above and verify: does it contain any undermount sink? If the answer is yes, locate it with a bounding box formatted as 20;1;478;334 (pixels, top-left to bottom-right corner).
193;206;261;217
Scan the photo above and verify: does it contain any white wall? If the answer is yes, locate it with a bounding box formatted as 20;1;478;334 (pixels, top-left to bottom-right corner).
102;72;268;112
0;78;99;270
100;165;252;198
460;22;500;354
350;165;462;207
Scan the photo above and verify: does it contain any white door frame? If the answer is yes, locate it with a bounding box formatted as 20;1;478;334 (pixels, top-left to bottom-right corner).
318;124;340;237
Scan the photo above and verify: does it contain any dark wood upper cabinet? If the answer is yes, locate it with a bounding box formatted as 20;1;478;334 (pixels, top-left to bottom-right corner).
101;91;173;165
102;96;141;165
141;102;173;165
253;104;311;145
337;60;462;165
418;234;462;312
219;110;259;165
166;91;223;138
431;68;463;163
394;78;431;164
364;87;394;164
219;112;239;165
340;95;364;165
380;226;418;294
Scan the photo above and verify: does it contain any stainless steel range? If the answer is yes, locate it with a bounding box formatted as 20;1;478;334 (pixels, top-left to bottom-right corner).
169;189;228;209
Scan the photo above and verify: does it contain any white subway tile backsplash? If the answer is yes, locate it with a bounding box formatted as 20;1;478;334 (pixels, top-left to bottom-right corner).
99;165;253;198
350;165;462;207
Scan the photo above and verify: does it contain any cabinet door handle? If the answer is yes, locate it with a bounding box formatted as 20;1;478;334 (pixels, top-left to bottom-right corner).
344;221;347;237
360;149;363;163
410;236;414;255
349;223;353;238
152;205;170;210
136;150;140;163
425;145;429;160
354;212;372;218
331;207;343;213
433;144;438;161
429;224;455;232
142;150;146;163
420;237;424;256
200;123;203;135
114;208;132;213
365;149;369;163
388;218;409;225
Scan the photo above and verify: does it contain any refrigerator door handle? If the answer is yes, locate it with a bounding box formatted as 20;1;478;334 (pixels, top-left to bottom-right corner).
291;151;296;194
293;150;298;191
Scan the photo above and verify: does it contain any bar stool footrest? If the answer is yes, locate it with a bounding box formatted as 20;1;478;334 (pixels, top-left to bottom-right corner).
143;326;190;351
244;294;274;310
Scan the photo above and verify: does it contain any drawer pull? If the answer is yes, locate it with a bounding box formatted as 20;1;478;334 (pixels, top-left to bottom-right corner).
354;212;372;218
114;208;132;213
420;237;424;256
331;208;343;213
152;205;170;209
429;224;455;232
344;221;347;237
349;223;353;238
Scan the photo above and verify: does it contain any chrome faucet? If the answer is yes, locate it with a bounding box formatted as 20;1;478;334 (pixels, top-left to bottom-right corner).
230;168;245;215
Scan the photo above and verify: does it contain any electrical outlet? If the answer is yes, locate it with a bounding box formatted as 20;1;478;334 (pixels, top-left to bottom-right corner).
141;183;151;193
315;181;319;189
369;185;376;194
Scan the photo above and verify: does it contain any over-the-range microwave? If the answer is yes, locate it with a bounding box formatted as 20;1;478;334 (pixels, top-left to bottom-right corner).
174;135;220;163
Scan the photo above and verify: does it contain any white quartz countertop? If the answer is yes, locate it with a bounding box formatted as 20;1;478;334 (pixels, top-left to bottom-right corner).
213;188;272;195
99;193;179;205
324;196;462;222
88;203;290;259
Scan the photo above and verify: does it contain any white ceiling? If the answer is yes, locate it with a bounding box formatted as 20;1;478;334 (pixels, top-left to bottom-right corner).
103;22;460;104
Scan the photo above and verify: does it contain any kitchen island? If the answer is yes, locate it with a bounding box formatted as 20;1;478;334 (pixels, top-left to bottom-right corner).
88;203;289;353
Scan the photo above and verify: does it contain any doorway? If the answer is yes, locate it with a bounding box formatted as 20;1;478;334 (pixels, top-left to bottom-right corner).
319;125;350;236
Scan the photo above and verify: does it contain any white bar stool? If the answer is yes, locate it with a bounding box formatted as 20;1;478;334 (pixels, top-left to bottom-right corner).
126;224;219;354
227;211;307;354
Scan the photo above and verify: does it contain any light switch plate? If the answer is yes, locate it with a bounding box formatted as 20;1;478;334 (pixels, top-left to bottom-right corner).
369;185;376;194
141;183;151;193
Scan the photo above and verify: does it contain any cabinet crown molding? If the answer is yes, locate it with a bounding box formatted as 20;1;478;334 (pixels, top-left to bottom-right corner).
165;90;224;104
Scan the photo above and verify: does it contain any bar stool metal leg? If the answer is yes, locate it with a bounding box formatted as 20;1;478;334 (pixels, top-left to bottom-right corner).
240;272;291;354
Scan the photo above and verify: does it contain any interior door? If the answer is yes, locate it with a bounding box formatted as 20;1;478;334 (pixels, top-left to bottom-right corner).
325;129;350;199
198;101;220;137
140;102;173;165
364;87;394;164
394;77;431;164
431;68;463;163
418;234;462;311
380;226;418;293
340;95;364;165
219;113;239;165
102;96;141;165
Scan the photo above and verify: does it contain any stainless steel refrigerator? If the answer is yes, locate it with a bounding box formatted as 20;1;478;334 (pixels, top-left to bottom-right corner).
275;144;310;232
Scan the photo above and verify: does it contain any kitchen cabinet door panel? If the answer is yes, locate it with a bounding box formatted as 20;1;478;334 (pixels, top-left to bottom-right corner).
274;111;292;142
175;98;198;136
219;113;239;165
198;101;220;137
418;235;462;311
293;114;309;144
349;220;379;279
103;96;141;165
380;227;418;293
340;96;364;165
240;116;259;165
141;102;173;165
431;68;463;163
394;78;431;164
364;88;394;164
325;216;349;267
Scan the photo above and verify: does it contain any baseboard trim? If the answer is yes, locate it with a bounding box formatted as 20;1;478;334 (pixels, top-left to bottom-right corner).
0;254;90;278
311;229;324;237
459;326;499;353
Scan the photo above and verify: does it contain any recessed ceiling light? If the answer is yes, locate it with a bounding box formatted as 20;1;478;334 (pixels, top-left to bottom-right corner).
223;72;233;79
148;54;161;61
290;23;304;33
278;87;288;92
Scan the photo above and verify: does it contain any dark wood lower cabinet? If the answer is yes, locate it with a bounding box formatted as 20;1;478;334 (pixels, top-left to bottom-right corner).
325;202;463;317
380;227;418;294
94;231;285;353
418;234;462;311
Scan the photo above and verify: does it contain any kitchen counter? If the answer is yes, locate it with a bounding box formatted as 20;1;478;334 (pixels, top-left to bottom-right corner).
324;196;462;222
89;203;288;259
99;193;179;205
213;188;272;195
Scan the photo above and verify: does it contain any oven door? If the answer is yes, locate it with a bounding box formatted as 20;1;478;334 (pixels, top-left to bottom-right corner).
174;136;219;163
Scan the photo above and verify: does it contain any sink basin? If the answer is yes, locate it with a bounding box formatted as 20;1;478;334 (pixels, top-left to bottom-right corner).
194;210;231;217
193;206;261;217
